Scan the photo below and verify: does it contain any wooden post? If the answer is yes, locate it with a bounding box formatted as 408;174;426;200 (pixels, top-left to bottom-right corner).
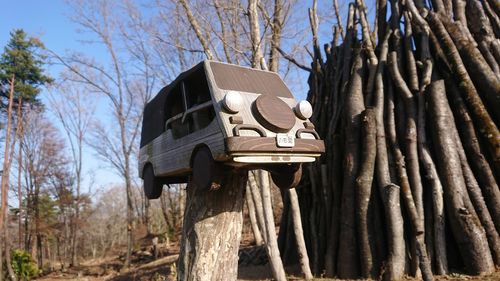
177;170;247;281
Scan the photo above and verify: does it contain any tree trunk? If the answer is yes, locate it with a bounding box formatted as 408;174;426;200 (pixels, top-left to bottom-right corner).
419;75;448;276
248;171;268;240
268;0;283;72
258;170;287;281
429;78;495;275
0;241;3;281
441;18;500;125
18;140;23;250
177;170;247;281
384;74;412;280
323;134;343;277
0;76;15;239
1;77;19;281
4;225;17;281
288;188;313;280
372;29;407;281
178;0;214;60
388;50;434;281
355;108;377;278
245;184;263;246
452;126;500;266
336;48;364;279
247;0;265;68
124;179;133;269
427;12;500;174
444;79;500;233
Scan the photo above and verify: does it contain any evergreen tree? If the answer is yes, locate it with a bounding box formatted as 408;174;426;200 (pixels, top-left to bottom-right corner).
0;29;53;109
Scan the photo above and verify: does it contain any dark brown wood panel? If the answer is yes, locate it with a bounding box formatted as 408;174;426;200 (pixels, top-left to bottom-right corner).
210;61;293;98
252;95;296;133
225;137;325;153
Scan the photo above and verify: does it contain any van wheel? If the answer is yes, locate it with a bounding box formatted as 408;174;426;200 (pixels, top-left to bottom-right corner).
144;165;163;199
192;147;218;190
270;164;303;189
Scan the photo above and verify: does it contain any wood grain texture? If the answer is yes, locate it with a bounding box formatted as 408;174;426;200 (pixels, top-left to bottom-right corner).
178;170;247;281
138;118;225;178
209;61;294;98
252;94;296;133
226;137;325;153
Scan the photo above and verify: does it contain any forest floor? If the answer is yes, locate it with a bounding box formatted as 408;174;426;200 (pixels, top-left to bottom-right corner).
34;255;500;281
34;252;500;281
35;230;500;281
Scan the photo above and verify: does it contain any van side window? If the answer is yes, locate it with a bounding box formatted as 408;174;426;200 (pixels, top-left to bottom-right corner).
165;84;191;139
184;68;215;132
164;67;215;139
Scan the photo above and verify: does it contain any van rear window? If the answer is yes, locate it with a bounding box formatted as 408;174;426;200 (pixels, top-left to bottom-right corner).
210;62;293;98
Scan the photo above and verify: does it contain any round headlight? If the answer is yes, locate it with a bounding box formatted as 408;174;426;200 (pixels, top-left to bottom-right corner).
295;100;313;119
223;91;243;113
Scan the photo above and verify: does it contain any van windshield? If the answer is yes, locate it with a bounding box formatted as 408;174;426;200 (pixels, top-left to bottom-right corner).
210;62;294;98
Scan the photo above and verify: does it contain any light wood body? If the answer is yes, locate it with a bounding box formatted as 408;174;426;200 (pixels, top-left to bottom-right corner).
139;61;324;180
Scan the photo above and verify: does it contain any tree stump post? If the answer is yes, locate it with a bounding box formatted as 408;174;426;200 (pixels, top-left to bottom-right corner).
177;170;248;281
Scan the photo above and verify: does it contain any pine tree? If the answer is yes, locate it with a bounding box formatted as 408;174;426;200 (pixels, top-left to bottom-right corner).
0;29;52;110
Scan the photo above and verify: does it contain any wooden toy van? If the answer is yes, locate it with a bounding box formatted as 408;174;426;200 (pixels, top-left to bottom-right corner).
139;61;325;199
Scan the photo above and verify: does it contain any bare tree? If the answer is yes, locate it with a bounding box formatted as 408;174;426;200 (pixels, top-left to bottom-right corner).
52;0;156;267
48;80;95;266
20;109;69;268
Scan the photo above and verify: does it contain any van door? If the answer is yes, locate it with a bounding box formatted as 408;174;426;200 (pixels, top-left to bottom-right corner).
158;69;218;176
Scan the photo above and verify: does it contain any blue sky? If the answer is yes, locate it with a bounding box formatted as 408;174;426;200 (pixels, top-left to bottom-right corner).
2;1;82;56
1;0;122;193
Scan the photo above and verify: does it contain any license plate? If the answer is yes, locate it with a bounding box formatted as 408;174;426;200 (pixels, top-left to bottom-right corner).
276;133;295;147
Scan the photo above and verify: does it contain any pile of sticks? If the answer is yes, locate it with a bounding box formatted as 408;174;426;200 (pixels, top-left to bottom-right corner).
279;0;500;280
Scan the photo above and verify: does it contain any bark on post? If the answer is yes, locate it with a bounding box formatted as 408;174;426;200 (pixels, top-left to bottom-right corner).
177;170;248;281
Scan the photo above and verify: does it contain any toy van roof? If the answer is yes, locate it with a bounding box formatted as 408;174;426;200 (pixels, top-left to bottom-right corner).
140;61;294;148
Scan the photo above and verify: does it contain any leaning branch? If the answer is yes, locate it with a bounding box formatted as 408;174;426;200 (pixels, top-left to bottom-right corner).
178;0;214;60
276;47;312;72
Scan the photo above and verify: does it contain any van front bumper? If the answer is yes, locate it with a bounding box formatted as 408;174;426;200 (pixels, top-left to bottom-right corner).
225;136;325;154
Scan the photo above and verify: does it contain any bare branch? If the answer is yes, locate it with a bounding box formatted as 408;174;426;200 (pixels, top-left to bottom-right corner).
276;47;312;72
178;0;215;60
